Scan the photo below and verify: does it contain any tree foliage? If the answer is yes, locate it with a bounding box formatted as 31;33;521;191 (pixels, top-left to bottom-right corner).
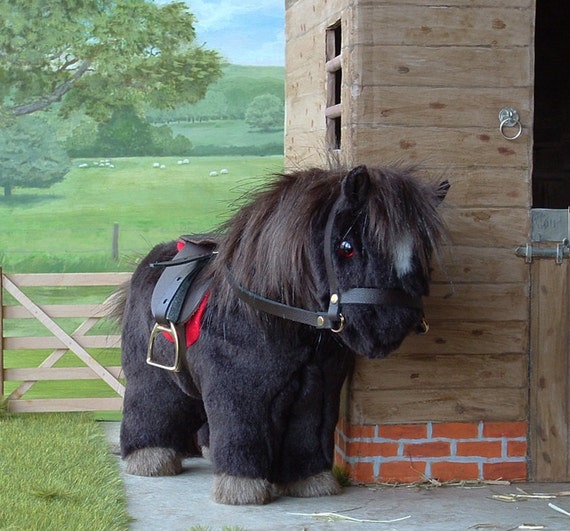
0;0;223;122
65;107;193;157
245;94;284;131
145;65;285;123
0;116;70;196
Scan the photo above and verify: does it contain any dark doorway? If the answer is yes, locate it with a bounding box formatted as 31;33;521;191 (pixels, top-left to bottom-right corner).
532;3;570;208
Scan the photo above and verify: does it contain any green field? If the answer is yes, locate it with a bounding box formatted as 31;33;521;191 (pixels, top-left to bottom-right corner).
170;119;283;148
1;155;283;414
0;155;284;272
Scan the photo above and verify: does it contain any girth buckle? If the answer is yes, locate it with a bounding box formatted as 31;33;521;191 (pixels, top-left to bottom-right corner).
147;321;183;372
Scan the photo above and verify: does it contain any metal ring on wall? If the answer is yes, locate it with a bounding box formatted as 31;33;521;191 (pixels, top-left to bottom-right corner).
499;118;523;140
498;107;523;140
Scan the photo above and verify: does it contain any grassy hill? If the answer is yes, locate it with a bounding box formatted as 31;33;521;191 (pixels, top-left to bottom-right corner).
0;155;284;272
165;64;285;155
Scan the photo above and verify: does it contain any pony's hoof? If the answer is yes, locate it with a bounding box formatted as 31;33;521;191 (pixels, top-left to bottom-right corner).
212;474;273;505
124;447;182;476
201;446;210;461
280;470;341;498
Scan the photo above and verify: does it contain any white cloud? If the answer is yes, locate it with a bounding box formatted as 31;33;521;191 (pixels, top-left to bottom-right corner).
189;0;283;31
155;0;285;66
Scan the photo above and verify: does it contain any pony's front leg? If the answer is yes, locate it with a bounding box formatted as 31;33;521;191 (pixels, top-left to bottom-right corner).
277;348;353;498
206;405;276;505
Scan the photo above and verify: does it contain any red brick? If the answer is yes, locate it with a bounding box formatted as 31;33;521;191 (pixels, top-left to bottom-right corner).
431;461;480;482
336;417;348;434
404;441;451;458
483;461;527;481
349;441;399;458
348;424;376;440
335;432;347;454
483;422;527;439
507;440;528;458
334;449;346;468
379;460;427;483
432;422;480;439
348;461;375;483
378;424;427;440
456;441;502;458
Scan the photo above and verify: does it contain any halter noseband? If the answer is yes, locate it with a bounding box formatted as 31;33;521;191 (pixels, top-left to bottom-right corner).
227;192;426;333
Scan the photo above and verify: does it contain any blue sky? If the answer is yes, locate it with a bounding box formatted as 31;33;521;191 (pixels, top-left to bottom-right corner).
184;0;285;66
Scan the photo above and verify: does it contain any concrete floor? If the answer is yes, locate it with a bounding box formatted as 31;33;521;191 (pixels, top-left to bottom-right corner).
103;422;570;530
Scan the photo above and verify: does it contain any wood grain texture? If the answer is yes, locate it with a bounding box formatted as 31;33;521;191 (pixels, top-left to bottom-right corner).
530;258;570;481
349;387;527;424
284;0;535;429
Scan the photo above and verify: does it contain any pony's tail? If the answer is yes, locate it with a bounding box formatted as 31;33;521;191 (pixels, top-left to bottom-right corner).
103;281;130;329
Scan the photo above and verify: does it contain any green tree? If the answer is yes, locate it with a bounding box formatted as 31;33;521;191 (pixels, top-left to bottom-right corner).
245;94;284;132
1;0;223;122
150;125;193;156
0;116;70;197
95;106;153;157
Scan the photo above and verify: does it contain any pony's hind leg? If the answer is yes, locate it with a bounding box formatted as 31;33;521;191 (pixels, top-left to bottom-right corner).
120;369;206;477
125;447;182;476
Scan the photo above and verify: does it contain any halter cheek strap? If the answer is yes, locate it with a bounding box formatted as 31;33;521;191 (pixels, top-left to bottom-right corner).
227;194;425;332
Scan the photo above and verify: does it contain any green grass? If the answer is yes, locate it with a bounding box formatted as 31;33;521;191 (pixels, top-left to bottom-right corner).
0;412;130;530
170;120;283;148
0;155;283;272
0;155;283;414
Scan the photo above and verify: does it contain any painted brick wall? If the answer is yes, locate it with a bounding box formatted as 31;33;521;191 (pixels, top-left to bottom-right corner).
334;419;528;483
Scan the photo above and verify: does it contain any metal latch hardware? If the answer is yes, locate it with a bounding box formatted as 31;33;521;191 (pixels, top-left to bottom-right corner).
516;239;570;264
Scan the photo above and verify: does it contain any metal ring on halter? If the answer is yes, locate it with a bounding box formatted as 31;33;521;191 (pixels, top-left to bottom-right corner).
331;313;345;333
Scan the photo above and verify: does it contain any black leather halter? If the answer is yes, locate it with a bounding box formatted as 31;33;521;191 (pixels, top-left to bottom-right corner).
228;194;424;333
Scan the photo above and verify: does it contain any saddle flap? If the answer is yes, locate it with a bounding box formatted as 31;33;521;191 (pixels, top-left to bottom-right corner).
151;239;215;325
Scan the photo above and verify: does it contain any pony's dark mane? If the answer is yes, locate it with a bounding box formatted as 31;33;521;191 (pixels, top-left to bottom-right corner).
209;165;446;315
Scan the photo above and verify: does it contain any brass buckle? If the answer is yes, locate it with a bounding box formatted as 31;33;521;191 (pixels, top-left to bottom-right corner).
147;322;182;372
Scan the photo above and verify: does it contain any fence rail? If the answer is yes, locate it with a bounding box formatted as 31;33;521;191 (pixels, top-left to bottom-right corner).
1;269;131;413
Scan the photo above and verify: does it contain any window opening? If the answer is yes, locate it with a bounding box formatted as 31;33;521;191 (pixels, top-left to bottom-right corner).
326;21;342;150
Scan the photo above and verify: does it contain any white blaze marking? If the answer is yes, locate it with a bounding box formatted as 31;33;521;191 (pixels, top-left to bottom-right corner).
394;234;414;276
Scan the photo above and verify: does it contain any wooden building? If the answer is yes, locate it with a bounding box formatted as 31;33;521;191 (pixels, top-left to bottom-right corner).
285;0;570;483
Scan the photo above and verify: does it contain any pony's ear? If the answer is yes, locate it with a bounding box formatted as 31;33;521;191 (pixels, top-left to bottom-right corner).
342;165;370;206
435;179;450;204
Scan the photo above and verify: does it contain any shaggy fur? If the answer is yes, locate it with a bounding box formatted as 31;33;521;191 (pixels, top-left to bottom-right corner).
125;448;182;476
279;471;341;497
213;474;274;505
118;165;448;505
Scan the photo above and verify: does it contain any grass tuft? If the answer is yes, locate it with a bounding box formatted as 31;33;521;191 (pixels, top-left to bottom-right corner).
333;464;352;487
0;412;130;530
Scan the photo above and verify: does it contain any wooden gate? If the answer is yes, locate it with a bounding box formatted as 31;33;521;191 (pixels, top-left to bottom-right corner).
527;211;570;480
0;270;130;413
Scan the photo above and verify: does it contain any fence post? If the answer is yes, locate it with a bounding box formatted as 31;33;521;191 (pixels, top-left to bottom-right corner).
112;223;119;262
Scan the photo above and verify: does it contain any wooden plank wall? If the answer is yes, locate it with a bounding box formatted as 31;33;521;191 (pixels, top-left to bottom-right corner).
286;0;534;424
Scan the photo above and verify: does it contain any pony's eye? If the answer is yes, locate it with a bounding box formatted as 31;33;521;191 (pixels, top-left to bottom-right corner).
338;240;355;258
